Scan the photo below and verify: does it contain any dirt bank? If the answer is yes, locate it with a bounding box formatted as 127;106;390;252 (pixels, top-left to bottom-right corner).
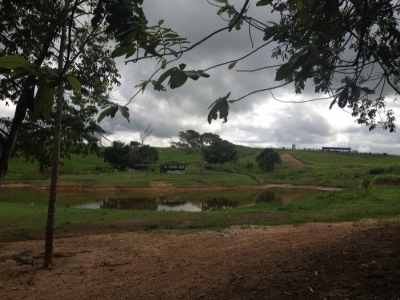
2;182;340;193
1;219;399;300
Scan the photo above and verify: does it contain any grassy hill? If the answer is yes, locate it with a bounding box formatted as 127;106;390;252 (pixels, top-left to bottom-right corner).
4;146;400;188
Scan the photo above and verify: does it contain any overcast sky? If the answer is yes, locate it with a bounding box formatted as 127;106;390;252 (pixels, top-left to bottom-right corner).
2;0;400;154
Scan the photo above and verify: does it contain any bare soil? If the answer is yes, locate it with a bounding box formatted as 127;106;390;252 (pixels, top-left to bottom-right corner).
281;154;304;166
1;219;399;300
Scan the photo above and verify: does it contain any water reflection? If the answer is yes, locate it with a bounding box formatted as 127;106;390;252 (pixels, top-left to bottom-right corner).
255;190;282;203
201;197;239;211
101;197;158;210
0;187;325;212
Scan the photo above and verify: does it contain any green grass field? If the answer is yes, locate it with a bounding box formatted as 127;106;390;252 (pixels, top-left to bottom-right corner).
1;146;399;242
4;147;400;188
1;186;399;242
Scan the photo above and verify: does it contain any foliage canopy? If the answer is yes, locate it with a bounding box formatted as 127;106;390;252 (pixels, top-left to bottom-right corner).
256;148;281;172
204;0;400;131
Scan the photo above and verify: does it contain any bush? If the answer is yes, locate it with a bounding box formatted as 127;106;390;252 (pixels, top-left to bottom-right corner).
256;148;281;172
246;162;254;169
385;165;400;175
361;178;372;194
368;167;385;175
373;175;400;186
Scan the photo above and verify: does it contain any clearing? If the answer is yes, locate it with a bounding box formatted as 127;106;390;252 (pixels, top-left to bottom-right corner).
1;219;399;299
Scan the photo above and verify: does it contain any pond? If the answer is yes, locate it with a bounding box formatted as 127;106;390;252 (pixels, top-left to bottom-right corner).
0;187;324;212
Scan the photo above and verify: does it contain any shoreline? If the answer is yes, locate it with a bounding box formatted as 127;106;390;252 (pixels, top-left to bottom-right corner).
1;182;341;193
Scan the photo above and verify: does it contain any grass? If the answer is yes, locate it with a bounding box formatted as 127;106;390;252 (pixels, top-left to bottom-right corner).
4;147;400;188
1;187;399;242
2;146;400;242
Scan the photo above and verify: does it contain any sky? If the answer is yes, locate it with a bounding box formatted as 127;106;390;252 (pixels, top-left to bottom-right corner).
2;0;400;154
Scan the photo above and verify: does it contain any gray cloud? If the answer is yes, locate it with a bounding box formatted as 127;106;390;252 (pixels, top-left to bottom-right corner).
98;0;400;155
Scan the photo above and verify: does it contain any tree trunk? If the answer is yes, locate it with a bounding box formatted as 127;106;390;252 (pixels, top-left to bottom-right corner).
0;78;35;186
43;5;67;268
201;144;205;172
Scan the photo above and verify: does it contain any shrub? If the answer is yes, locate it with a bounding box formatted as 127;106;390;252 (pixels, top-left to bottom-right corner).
385;165;400;175
361;178;372;194
373;175;400;186
246;162;254;169
368;167;385;175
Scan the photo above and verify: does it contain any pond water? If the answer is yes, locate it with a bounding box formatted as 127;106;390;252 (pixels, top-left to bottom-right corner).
0;187;324;212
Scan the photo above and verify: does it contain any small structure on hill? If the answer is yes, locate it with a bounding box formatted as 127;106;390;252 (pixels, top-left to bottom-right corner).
322;147;351;152
159;160;186;174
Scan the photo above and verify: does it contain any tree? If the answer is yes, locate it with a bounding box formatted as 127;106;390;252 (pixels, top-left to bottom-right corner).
204;0;400;131
256;148;281;172
117;1;400;132
0;0;195;268
138;123;155;147
137;145;159;164
104;141;131;170
205;139;238;169
0;0;200;185
104;142;158;170
172;130;220;172
130;141;141;147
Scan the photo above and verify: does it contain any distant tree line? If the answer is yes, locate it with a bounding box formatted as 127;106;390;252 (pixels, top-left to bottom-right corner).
172;129;238;172
104;131;283;174
104;141;158;171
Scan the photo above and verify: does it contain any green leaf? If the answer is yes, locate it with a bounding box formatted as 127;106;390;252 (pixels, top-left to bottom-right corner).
207;92;231;124
185;70;200;80
167;48;179;57
297;0;303;10
228;61;238;69
152;80;167;92
157;67;178;84
307;43;320;65
329;98;336;110
360;87;375;94
235;18;242;30
0;55;35;69
179;63;186;70
338;87;349;108
158;19;164;26
111;46;129;58
169;71;188;89
10;68;35;79
118;105;130;122
31;82;54;121
110;106;118;118
256;0;272;6
217;6;228;15
163;33;180;38
263;27;276;41
197;70;210;78
67;76;82;92
275;63;294;81
97;105;117;122
351;84;361;102
184;70;210;81
125;45;137;59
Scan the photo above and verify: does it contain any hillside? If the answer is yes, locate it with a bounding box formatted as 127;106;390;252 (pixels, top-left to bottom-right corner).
4;146;400;188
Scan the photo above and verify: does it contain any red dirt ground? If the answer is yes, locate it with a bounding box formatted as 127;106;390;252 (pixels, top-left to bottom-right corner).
1;219;399;300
